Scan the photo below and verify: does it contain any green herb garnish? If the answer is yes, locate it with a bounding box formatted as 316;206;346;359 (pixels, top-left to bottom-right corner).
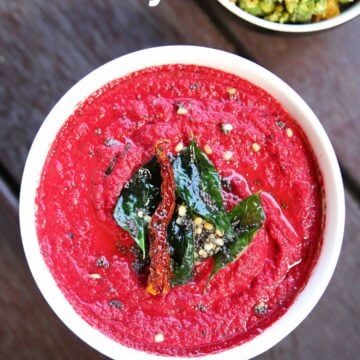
168;215;195;286
172;138;232;236
113;156;161;258
210;194;265;280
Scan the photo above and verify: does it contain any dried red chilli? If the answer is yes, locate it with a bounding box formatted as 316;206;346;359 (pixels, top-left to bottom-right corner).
146;140;176;296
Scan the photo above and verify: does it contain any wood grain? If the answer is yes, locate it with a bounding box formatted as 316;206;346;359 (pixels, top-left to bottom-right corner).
0;0;235;185
196;0;360;184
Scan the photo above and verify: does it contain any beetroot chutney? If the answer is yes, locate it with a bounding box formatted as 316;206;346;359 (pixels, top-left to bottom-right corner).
36;65;324;356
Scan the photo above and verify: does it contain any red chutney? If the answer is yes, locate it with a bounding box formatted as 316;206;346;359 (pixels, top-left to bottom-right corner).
36;65;324;356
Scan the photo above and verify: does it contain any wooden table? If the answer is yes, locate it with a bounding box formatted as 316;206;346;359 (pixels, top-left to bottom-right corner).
1;1;359;358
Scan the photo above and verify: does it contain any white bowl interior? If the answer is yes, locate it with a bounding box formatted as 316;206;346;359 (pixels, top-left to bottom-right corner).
217;0;360;32
20;45;345;360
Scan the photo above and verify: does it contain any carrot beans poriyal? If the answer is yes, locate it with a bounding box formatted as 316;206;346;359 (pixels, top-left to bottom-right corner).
36;64;324;356
230;0;356;23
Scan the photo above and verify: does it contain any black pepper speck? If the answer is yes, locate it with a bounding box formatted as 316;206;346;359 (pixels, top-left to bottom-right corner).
109;299;124;309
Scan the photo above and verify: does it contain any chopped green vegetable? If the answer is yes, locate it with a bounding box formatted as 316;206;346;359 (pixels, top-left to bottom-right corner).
265;4;290;22
289;0;318;22
209;194;265;281
285;0;299;13
113;157;161;258
236;0;355;23
239;0;267;16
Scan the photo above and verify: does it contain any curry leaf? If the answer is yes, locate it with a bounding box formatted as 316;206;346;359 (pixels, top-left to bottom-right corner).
210;194;265;280
113;157;161;258
172;138;232;235
168;216;195;286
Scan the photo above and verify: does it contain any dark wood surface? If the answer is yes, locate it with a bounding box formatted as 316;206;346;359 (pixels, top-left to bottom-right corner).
0;0;359;359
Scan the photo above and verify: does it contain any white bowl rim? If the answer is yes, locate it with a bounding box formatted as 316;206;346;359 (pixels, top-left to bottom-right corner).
217;0;360;33
20;45;345;360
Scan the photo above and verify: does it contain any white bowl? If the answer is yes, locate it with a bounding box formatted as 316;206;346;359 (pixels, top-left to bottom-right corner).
217;0;360;32
20;46;345;360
